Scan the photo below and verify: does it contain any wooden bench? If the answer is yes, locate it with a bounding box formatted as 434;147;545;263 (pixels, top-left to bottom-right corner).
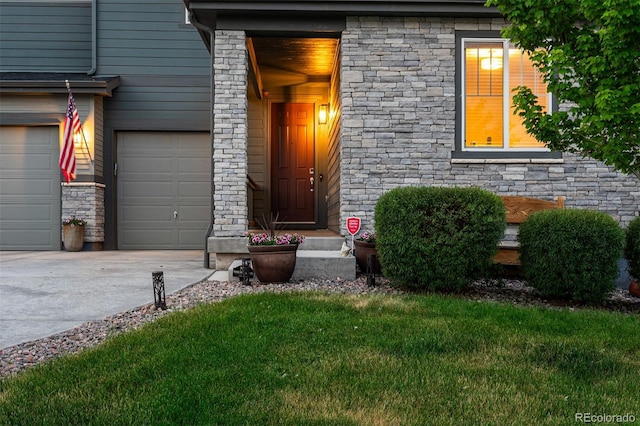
494;196;565;266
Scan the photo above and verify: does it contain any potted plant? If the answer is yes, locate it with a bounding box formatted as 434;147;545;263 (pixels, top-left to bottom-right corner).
62;216;86;252
625;216;640;297
353;231;381;274
246;214;305;283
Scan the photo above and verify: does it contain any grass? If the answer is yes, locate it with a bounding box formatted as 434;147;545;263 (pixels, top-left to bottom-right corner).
1;292;639;425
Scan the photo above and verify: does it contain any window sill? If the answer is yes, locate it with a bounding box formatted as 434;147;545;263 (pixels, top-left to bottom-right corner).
451;158;565;165
451;150;563;165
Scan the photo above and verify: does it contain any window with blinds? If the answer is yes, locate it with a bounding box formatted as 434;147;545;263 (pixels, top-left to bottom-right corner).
462;39;550;150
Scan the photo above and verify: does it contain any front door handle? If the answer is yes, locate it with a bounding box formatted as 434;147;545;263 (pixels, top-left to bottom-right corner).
310;176;314;192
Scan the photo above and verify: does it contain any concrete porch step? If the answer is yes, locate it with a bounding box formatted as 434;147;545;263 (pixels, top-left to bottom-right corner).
298;236;347;251
293;249;356;280
209;233;355;282
218;246;356;282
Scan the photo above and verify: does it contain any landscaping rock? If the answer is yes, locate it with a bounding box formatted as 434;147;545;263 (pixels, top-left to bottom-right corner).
1;277;637;379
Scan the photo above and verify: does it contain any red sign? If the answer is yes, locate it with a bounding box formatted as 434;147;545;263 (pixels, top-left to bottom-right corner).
346;217;361;236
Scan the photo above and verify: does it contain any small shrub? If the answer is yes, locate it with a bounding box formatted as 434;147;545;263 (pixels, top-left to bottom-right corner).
517;209;625;304
625;216;640;279
374;186;506;292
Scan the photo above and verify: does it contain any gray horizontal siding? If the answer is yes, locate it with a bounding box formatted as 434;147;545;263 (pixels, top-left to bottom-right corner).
97;0;209;77
0;2;92;72
99;0;210;129
105;79;210;123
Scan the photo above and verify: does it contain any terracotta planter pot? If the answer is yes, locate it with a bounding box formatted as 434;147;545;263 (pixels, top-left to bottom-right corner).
62;224;84;252
248;244;298;283
354;240;382;274
629;280;640;298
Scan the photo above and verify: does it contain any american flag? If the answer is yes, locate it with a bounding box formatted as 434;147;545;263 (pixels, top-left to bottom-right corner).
59;91;80;183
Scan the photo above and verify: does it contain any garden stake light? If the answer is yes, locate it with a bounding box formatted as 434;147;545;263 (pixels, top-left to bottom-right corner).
367;253;377;286
242;258;253;286
232;258;254;285
152;271;167;310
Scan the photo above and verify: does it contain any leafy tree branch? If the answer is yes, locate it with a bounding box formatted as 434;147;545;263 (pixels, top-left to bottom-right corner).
487;0;640;178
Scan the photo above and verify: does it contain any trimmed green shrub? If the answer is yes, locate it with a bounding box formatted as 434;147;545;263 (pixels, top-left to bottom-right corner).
625;216;640;279
517;209;625;304
374;186;506;292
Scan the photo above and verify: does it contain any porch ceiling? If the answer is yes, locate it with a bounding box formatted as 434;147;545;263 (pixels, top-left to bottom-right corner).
250;37;338;79
184;0;500;53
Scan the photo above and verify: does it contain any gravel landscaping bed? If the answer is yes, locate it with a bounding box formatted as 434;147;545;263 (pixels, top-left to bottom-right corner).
1;276;638;379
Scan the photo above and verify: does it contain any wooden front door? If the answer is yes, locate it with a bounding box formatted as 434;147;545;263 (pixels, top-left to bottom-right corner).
270;103;315;223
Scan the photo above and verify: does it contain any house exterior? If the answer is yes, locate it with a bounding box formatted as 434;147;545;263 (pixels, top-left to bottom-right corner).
0;0;210;251
1;0;637;270
184;0;639;267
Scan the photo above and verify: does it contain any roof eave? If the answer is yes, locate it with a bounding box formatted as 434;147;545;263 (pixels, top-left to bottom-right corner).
0;76;121;97
185;0;500;18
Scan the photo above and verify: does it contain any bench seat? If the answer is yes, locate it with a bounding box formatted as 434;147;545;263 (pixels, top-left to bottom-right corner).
494;196;564;266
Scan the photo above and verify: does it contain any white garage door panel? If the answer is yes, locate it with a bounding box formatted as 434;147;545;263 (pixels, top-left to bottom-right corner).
120;229;173;246
2;177;57;196
2;154;53;173
178;205;210;221
0;127;61;250
179;156;209;171
121;206;173;221
124;156;173;172
179;181;209;197
117;132;210;249
0;203;54;221
179;230;206;245
122;182;173;198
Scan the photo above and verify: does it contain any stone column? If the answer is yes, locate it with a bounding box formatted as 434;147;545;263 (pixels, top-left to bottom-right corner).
213;30;248;237
61;182;105;250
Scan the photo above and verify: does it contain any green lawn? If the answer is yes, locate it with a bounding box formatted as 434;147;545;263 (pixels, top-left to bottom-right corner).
1;292;638;425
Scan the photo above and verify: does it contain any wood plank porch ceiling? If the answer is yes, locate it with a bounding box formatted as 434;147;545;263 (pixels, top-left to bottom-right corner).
250;37;339;78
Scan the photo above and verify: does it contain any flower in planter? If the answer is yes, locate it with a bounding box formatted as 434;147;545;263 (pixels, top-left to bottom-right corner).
248;232;305;246
356;231;376;243
246;213;305;246
62;216;87;227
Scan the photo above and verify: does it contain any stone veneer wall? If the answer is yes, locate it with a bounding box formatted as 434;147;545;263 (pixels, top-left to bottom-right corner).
61;182;105;249
213;30;248;237
340;16;639;234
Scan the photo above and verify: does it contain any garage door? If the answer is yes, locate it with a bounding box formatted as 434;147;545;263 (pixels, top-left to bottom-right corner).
0;126;61;250
117;132;210;249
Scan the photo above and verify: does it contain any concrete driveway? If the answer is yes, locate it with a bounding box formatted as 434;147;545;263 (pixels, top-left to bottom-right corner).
0;251;213;349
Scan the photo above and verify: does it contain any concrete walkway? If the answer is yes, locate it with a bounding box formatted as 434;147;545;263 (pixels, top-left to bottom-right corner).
0;251;213;349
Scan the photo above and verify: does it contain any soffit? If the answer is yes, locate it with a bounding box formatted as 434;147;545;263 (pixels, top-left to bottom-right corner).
250;38;339;78
186;0;497;17
0;73;121;96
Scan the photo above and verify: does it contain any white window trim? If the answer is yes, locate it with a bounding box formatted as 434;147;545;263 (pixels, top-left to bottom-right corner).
460;37;552;153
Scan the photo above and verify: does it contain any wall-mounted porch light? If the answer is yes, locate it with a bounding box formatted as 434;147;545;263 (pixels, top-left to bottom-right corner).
318;104;328;125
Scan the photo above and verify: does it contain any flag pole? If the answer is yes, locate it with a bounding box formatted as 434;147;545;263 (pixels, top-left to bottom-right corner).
65;80;93;162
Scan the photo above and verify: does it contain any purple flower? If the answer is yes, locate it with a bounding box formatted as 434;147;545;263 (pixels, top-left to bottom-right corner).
62;216;86;226
247;231;306;246
356;231;376;243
